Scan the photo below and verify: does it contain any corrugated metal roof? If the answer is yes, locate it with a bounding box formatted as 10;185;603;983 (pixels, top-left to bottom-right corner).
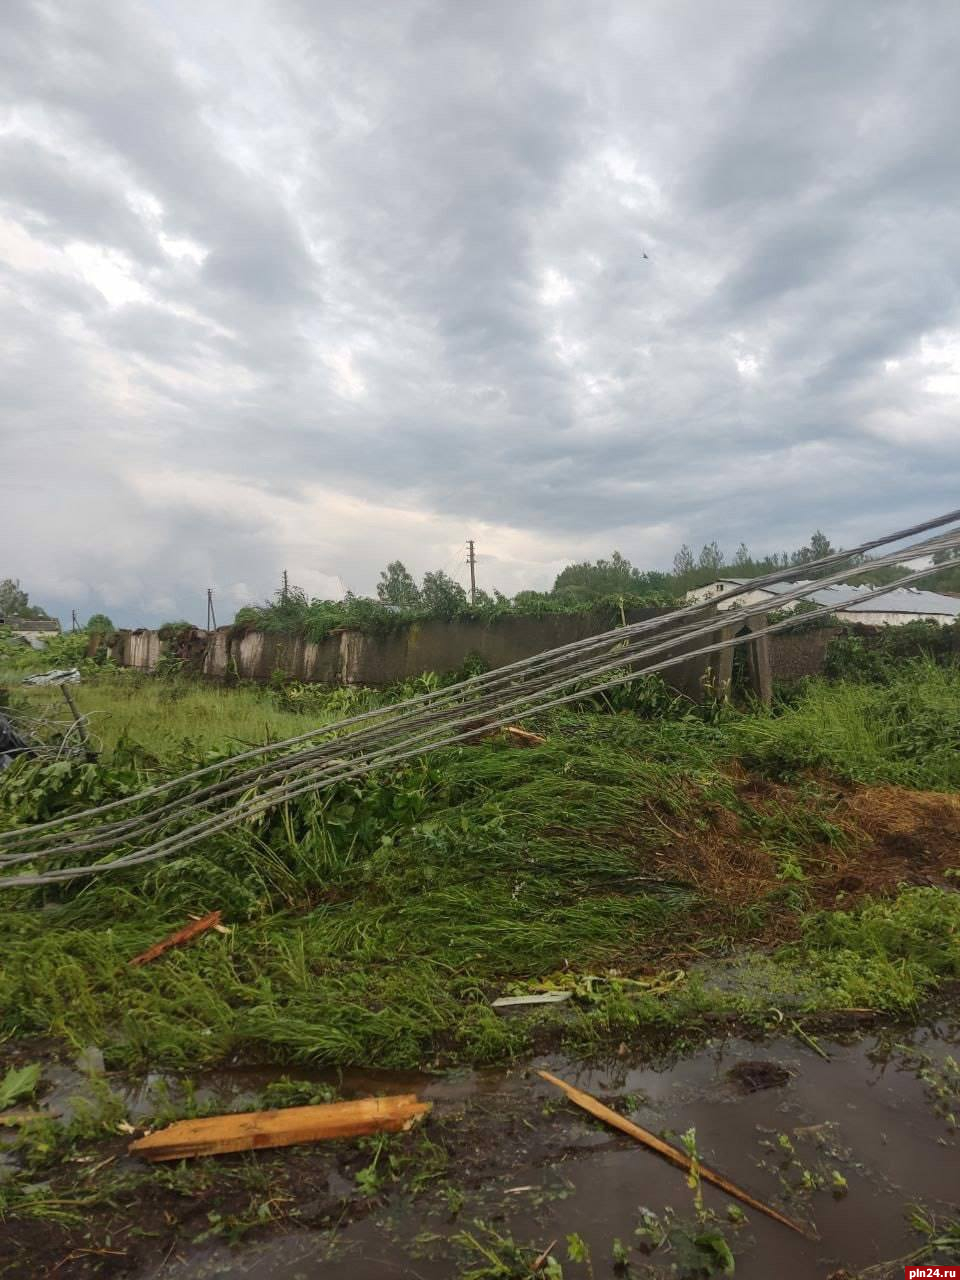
753;580;960;616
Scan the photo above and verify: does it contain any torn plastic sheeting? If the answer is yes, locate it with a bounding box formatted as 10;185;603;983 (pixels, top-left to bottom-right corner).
22;668;81;686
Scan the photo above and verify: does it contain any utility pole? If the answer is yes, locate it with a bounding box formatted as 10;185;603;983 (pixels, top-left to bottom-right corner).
206;588;217;631
281;569;289;605
71;609;78;632
466;540;477;605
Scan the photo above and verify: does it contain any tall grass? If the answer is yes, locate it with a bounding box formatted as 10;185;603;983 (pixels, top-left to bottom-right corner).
735;658;960;788
4;673;343;762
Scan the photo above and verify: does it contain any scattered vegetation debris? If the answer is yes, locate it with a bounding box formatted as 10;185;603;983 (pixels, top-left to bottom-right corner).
0;1062;41;1110
128;1094;431;1161
537;1069;808;1236
791;1020;831;1060
532;1238;558;1272
491;992;572;1011
727;1061;791;1094
128;910;224;967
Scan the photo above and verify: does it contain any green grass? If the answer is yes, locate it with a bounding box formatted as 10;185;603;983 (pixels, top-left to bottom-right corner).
5;672;334;762
1;659;960;1070
733;657;960;789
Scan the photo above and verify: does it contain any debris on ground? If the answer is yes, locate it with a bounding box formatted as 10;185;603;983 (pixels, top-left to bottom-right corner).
537;1068;808;1236
0;1111;37;1127
531;1238;558;1272
469;723;547;746
129;1094;432;1161
727;1061;792;1093
0;1062;41;1110
791;1020;831;1060
128;910;224;967
0;713;33;771
491;992;572;1011
21;667;81;686
502;725;546;746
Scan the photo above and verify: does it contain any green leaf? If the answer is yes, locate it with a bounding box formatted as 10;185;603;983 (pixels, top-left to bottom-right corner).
566;1233;591;1264
693;1230;736;1274
0;1063;42;1110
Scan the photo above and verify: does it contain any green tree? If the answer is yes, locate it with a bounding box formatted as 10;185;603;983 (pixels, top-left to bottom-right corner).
698;541;724;572
553;551;643;602
672;544;695;577
420;569;468;617
86;613;115;634
792;530;836;565
376;561;422;609
0;578;49;619
734;542;751;566
809;529;835;561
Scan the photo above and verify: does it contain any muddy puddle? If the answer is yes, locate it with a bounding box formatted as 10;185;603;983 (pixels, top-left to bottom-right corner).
92;1019;957;1280
3;1020;957;1277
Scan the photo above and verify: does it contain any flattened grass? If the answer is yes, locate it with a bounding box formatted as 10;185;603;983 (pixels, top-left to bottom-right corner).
2;661;960;1070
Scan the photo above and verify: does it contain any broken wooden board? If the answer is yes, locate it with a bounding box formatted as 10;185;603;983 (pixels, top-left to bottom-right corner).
492;992;572;1011
128;1094;431;1161
128;910;223;967
502;725;546;746
537;1069;808;1236
468;724;546;747
0;1110;38;1128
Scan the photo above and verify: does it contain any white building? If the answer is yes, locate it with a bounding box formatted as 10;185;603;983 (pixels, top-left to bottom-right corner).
684;578;960;627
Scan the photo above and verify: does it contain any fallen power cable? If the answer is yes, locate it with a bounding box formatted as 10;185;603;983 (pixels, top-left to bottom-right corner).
3;509;960;888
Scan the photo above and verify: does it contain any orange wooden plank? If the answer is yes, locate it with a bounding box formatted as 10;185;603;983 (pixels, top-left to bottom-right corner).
129;911;222;967
129;1094;431;1161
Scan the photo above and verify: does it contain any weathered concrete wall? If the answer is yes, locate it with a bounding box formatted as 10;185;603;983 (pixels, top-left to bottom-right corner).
768;628;840;682
111;608;734;701
334;611;668;688
711;613;773;702
112;629;167;670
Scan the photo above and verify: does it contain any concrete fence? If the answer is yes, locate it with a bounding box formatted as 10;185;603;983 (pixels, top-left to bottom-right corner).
107;607;772;703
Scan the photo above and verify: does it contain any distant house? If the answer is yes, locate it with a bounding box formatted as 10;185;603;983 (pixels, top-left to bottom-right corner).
684;578;960;627
0;616;61;649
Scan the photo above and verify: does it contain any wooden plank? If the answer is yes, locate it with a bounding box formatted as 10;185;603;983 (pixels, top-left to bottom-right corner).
502;726;546;746
0;1110;38;1128
537;1070;808;1236
129;1094;431;1161
129;911;223;967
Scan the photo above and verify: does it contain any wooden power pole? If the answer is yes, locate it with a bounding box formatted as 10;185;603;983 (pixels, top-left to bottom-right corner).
466;540;477;605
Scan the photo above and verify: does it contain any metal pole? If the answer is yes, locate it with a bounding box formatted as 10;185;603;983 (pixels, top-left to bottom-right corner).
466;540;476;605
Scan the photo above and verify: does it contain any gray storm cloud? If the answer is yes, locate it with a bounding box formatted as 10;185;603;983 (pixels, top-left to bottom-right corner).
2;0;959;625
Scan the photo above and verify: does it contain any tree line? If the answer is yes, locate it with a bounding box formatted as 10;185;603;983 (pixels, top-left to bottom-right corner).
9;525;959;634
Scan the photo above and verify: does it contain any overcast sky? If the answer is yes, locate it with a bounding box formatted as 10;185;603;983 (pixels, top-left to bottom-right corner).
3;0;960;626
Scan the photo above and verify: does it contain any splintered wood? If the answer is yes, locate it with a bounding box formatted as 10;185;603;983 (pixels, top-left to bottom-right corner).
537;1070;808;1236
129;1095;431;1161
128;911;223;967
